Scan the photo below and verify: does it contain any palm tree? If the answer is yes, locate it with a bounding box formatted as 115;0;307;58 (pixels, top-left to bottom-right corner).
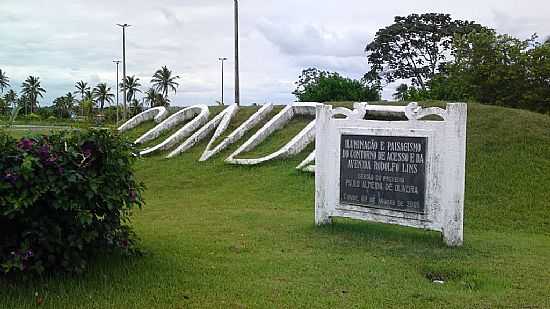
93;83;115;111
74;81;89;117
143;87;167;108
74;81;89;100
21;76;46;114
53;93;75;118
4;89;17;109
151;66;180;102
120;75;142;103
0;70;9;94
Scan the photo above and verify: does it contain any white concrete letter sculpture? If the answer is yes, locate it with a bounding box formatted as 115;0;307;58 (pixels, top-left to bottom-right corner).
315;102;467;246
226;102;321;165
117;107;169;132
137;105;209;156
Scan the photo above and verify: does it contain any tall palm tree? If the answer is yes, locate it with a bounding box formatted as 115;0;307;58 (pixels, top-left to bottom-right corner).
74;81;89;116
151;66;180;102
0;70;9;94
143;87;167;108
4;89;17;109
93;83;115;111
21;76;46;114
120;75;142;103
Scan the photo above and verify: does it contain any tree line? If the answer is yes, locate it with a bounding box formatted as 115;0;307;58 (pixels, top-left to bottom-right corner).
0;66;180;122
294;13;550;114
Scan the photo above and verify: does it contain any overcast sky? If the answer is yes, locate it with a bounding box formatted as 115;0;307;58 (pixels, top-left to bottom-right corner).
1;0;549;106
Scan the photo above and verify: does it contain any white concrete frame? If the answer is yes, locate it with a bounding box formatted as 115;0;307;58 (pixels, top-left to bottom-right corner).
315;102;467;246
225;102;321;165
117;107;169;132
166;104;240;158
137;105;209;156
199;104;274;162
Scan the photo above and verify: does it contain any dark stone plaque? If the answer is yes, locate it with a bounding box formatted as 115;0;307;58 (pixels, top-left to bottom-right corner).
339;134;427;214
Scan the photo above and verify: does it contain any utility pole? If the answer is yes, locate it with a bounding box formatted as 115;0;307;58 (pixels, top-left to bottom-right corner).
113;60;121;124
234;0;240;105
219;57;228;105
117;23;131;120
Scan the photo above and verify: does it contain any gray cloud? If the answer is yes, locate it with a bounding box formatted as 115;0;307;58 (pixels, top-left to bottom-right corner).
0;0;549;105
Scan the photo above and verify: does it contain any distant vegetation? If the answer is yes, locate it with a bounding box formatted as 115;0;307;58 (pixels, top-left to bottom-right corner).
293;68;380;102
0;66;180;124
364;13;550;113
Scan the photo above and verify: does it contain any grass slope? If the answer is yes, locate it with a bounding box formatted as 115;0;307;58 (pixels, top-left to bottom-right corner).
1;102;549;308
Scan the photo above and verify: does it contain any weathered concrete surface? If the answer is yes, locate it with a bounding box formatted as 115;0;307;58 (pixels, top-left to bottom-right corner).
138;105;209;156
166;104;239;158
296;150;315;172
135;105;208;144
199;104;274;162
117;107;168;132
353;102;407;119
314;102;467;247
226;102;322;165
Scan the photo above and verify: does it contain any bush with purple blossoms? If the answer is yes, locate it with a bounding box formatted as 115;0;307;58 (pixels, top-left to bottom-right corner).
0;129;145;275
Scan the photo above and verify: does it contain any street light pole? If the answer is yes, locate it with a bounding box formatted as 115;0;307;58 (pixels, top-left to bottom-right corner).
117;23;131;120
113;60;121;124
234;0;240;106
219;57;227;105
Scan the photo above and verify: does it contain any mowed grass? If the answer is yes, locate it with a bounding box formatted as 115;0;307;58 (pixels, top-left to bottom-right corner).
1;102;550;308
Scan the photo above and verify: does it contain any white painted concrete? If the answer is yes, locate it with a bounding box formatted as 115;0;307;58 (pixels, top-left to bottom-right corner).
225;102;321;165
315;102;467;247
117;107;169;132
166;104;239;158
138;105;209;156
199;104;274;162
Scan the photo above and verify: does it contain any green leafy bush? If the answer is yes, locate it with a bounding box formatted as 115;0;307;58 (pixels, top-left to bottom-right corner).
0;129;144;275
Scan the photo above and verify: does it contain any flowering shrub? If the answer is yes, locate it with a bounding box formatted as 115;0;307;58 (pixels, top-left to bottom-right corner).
0;129;144;275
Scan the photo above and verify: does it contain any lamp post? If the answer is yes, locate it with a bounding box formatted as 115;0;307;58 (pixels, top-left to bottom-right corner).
113;60;121;124
117;23;131;120
234;0;240;105
219;57;228;105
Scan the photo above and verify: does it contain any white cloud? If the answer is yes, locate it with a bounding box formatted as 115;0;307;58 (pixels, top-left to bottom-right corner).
0;0;549;104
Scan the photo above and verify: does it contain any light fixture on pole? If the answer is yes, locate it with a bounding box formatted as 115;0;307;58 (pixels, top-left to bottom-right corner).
113;60;121;124
219;57;228;105
117;23;131;121
234;0;240;105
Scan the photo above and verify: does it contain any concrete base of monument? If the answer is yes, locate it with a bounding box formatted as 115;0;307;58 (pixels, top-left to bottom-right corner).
199;104;274;162
138;105;209;156
166;104;239;158
225;102;321;165
117;106;169;132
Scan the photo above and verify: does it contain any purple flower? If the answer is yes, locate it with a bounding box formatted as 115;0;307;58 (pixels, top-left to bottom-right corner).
129;190;137;202
57;166;65;175
37;144;51;161
45;154;58;166
25;250;33;259
83;149;92;158
17;139;34;151
81;141;96;158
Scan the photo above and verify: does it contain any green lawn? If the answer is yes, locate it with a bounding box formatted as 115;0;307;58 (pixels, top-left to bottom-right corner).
1;102;550;308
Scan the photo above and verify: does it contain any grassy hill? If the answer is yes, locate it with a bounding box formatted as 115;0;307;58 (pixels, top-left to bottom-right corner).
1;102;550;308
